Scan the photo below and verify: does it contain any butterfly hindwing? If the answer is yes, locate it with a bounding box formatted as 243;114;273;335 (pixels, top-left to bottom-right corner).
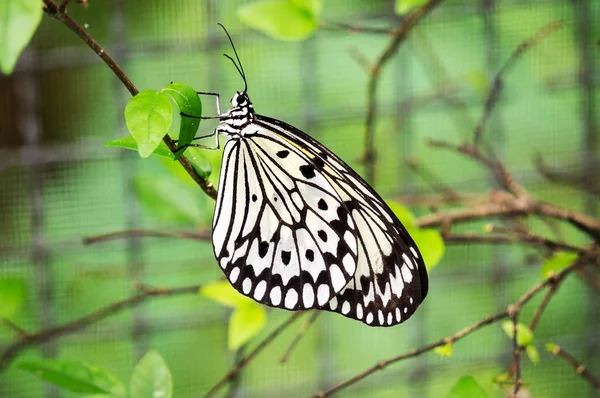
255;115;428;326
212;132;359;311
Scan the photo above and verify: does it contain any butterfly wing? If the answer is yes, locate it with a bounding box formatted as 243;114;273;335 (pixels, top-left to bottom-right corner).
212;132;359;310
256;115;428;327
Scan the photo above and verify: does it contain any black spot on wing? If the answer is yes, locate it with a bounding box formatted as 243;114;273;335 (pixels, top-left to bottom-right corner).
299;164;315;179
305;249;314;261
317;230;328;242
276;150;289;158
258;241;269;258
317;198;328;210
281;250;291;265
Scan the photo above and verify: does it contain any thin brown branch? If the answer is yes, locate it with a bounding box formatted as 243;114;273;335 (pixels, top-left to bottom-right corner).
280;311;321;364
549;344;600;393
311;253;590;397
42;0;218;200
509;309;522;396
0;283;203;374
363;0;446;183
84;229;211;245
443;232;587;254
319;21;392;35
204;312;304;397
473;20;563;146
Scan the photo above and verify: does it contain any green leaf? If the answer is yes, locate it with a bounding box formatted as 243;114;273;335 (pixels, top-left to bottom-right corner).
162;83;202;154
409;228;444;269
491;372;510;385
238;0;318;41
129;351;172;398
0;0;43;74
434;343;453;358
134;175;203;225
290;0;322;15
105;136;175;159
124;90;174;158
386;200;416;228
540;251;578;280
526;345;539;364
200;280;253;308
395;0;428;15
0;278;25;320
229;303;267;350
446;376;488;398
546;343;559;354
18;359;126;397
501;321;534;347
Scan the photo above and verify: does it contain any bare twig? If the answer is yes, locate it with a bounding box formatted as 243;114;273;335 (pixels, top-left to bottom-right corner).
280;311;321;364
0;283;203;374
204;312;304;397
311;253;589;397
84;229;211;245
548;344;600;393
363;0;446;183
319;22;391;35
509;308;522;396
42;0;218;200
473;20;563;146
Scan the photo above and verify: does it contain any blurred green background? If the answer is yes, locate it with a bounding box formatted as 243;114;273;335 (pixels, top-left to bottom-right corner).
1;0;599;397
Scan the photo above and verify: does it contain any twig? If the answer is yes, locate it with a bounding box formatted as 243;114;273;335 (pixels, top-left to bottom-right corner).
42;0;218;200
363;0;446;183
0;283;203;374
280;311;321;364
310;253;588;397
473;20;563;146
319;22;391;35
443;232;587;254
204;312;304;397
84;229;211;245
548;344;600;393
509;308;522;396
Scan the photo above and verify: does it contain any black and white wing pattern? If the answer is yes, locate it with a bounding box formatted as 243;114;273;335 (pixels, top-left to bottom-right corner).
212;125;359;311
253;116;429;327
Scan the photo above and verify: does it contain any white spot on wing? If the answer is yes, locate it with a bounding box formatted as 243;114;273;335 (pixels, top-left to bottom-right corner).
387;313;393;325
270;286;282;305
242;278;252;294
395;307;401;322
317;284;329;306
344;231;357;254
329;264;346;292
230;267;240;283
328;296;338;310
254;281;266;300
410;246;419;258
341;301;351;315
342;254;355;275
378;310;384;325
303;284;315;307
285;289;298;309
356;304;363;319
401;264;413;283
366;312;374;324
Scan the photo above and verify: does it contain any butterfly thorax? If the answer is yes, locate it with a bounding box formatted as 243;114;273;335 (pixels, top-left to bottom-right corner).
219;91;255;136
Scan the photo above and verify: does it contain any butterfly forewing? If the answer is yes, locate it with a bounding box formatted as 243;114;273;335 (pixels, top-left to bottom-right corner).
212;130;359;311
255;115;428;326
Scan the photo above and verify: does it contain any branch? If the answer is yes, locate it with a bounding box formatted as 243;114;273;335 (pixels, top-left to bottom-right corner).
0;283;203;374
548;344;600;393
280;311;321;364
363;0;446;183
473;20;563;146
84;229;211;245
204;312;303;397
42;0;218;200
311;252;591;397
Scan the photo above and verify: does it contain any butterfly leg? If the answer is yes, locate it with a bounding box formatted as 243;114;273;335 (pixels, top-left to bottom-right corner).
195;91;222;116
174;128;222;152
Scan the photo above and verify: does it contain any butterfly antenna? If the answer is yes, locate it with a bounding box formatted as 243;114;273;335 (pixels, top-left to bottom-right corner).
218;23;248;93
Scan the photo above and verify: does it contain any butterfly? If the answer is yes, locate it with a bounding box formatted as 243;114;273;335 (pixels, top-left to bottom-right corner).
183;25;428;326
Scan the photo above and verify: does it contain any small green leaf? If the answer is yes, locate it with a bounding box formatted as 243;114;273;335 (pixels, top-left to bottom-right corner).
238;0;318;41
124;90;174;158
129;350;172;398
229;303;267;350
501;321;534;347
200;280;253;308
386;200;416;228
540;251;578;280
105;136;175;159
134;175;203;225
0;278;25;320
395;0;428;15
526;345;539;364
546;343;559;353
162;83;202;154
0;0;43;74
18;359;126;397
185;147;212;179
409;228;444;269
434;343;453;358
446;376;488;398
491;372;510;385
290;0;322;15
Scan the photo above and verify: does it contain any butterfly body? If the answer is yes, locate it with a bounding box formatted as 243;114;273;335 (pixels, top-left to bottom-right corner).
206;90;428;326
